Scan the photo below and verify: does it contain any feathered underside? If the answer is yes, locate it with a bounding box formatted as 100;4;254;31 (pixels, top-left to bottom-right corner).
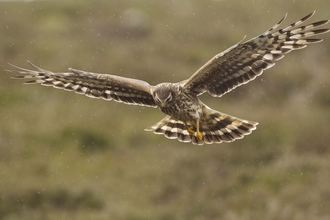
183;11;330;97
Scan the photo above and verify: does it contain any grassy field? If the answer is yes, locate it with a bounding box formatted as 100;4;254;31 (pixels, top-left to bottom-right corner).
1;0;330;219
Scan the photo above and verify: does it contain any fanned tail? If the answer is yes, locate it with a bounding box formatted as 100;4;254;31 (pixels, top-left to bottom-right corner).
145;110;258;145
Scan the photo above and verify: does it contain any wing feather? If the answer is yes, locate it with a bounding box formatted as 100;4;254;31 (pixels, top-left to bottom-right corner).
9;61;157;107
182;11;330;97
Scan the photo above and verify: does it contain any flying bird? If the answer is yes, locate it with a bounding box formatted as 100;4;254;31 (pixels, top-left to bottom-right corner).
10;11;329;145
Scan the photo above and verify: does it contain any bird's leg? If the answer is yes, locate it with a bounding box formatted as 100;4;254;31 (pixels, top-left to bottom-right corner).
187;125;195;135
187;121;202;140
195;119;203;140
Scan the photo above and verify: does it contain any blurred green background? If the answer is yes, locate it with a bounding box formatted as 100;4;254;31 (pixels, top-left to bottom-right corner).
1;0;330;219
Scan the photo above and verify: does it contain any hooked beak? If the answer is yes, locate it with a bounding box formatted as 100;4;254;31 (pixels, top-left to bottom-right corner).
161;102;165;107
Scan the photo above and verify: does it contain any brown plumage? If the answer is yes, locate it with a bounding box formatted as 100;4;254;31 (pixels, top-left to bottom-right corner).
9;11;329;145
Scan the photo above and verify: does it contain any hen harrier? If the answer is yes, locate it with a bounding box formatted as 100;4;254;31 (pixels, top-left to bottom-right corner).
10;12;329;145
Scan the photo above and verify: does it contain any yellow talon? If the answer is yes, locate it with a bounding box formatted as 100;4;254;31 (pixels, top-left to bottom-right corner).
187;126;195;135
196;131;203;140
187;120;203;140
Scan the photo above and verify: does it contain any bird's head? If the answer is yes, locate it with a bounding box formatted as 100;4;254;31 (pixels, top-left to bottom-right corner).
152;83;177;108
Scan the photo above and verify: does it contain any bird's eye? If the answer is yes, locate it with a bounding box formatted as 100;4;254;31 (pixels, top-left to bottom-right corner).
154;93;161;103
165;93;172;103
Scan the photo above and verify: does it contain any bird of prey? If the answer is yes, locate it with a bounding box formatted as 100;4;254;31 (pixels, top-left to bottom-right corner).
10;11;329;145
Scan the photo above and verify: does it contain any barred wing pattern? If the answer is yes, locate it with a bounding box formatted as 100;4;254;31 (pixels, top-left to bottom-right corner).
183;11;330;97
10;62;156;107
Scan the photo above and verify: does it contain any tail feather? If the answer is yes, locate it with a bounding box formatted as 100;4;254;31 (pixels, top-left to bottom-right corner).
145;111;258;145
146;116;195;143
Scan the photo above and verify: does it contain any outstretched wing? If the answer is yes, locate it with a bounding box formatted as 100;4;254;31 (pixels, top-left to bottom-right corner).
182;11;330;97
9;61;157;107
